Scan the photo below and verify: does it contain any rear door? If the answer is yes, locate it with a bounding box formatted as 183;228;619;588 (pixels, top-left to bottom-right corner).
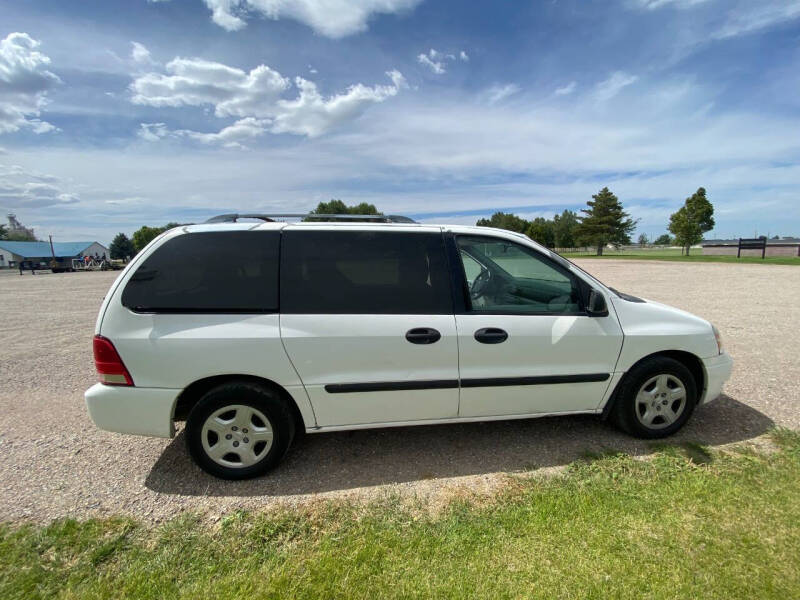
451;233;623;417
279;227;460;427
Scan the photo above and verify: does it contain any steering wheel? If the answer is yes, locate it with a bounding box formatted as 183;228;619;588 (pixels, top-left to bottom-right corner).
470;268;492;300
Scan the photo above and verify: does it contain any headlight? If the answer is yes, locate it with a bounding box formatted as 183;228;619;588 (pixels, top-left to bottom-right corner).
712;324;724;355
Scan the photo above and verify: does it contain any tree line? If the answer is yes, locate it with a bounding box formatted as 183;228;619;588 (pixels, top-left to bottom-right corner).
108;189;715;260
107;200;381;260
477;186;714;255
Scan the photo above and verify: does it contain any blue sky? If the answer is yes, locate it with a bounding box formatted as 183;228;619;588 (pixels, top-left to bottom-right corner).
1;0;799;244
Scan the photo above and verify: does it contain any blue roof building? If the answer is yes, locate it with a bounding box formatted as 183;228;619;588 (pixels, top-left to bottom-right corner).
0;240;109;268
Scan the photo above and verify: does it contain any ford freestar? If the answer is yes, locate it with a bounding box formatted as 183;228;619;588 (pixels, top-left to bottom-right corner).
86;214;733;479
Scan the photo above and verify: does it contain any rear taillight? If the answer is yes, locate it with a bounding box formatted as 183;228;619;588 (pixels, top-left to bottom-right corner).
93;335;134;386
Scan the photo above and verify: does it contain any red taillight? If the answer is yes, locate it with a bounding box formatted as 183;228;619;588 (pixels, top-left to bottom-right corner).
93;335;134;386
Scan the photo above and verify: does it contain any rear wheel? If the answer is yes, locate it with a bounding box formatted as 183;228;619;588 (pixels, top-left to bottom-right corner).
186;381;295;479
611;356;697;439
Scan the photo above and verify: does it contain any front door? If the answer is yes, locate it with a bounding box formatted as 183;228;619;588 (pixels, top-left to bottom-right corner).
452;234;623;418
279;227;459;427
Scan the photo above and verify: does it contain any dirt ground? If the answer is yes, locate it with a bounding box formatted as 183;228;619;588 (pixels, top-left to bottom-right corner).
0;260;797;523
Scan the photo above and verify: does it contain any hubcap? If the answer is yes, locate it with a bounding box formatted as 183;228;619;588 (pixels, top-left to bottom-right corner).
201;405;274;468
635;374;686;430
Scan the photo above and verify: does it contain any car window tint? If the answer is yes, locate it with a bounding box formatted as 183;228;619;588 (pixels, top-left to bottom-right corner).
457;235;581;314
281;230;452;314
122;231;279;312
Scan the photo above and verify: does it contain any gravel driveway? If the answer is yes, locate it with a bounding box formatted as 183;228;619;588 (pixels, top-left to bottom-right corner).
0;260;797;522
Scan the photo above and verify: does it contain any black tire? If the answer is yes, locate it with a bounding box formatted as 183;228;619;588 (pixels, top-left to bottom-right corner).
186;381;295;480
610;356;697;439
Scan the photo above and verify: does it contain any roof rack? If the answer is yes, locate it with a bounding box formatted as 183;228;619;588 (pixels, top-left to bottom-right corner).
205;213;416;224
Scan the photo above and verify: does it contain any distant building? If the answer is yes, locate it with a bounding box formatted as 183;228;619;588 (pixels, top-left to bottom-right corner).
0;240;109;269
5;214;35;239
702;237;800;257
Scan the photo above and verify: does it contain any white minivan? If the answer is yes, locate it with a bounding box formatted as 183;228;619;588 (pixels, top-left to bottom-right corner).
86;214;733;479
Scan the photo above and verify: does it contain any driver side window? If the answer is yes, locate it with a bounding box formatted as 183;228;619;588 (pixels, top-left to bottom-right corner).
456;236;582;314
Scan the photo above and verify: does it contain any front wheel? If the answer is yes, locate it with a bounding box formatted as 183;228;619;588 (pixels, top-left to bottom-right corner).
611;356;697;439
186;382;295;479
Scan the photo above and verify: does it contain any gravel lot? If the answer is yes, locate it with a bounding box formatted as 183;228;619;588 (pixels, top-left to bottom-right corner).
0;260;797;523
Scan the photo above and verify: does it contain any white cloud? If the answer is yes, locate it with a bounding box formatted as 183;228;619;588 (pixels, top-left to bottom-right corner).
554;81;577;96
417;48;469;75
484;83;520;105
270;71;405;137
417;49;445;74
631;0;800;42
0;164;78;208
634;0;709;9
137;122;169;141
0;33;60;135
130;41;156;66
594;71;638;101
133;58;406;144
131;58;291;117
192;0;423;37
713;2;800;39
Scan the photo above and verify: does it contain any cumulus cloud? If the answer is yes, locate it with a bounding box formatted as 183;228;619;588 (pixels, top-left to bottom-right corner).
554;81;577;96
159;0;423;37
594;71;638;101
131;58;291;117
416;48;469;75
0;164;79;208
0;32;60;135
133;59;406;144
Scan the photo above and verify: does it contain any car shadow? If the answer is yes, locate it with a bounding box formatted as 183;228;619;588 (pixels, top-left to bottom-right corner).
144;395;773;498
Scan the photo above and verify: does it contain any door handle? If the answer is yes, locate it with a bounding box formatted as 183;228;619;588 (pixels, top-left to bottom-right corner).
474;327;508;344
405;327;442;345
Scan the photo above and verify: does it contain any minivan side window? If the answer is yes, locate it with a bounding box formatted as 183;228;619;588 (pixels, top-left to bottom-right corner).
281;230;452;314
456;235;581;314
121;231;280;313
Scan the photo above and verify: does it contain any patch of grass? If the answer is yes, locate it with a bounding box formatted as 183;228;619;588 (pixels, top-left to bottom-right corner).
561;250;800;265
2;434;800;599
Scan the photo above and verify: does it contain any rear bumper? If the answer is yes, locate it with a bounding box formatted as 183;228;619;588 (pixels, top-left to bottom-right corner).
701;352;733;405
84;383;179;438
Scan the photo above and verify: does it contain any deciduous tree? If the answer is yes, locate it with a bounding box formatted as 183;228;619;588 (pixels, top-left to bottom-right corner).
307;199;381;221
476;211;530;234
668;187;715;255
526;217;555;247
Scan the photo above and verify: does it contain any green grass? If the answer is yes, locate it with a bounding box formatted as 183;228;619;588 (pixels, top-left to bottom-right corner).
3;431;800;599
561;249;800;265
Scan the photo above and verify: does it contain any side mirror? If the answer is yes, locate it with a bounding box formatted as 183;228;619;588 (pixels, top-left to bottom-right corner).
587;289;608;317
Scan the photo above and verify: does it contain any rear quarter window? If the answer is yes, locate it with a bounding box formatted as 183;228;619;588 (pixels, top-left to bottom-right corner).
121;231;279;313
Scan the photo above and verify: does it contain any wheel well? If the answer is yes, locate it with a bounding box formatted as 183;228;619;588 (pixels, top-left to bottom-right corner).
173;375;306;431
603;350;705;419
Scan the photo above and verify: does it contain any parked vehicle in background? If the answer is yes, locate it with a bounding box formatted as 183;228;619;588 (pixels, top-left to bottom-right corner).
85;214;733;479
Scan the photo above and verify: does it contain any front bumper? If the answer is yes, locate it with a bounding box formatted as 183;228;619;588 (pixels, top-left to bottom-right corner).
85;383;179;438
701;352;733;405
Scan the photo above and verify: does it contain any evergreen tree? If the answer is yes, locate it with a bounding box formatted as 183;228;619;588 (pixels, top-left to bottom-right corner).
575;187;636;255
109;233;135;260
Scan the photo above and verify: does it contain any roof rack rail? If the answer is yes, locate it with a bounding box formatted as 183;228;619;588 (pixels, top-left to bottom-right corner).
205;213;416;224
